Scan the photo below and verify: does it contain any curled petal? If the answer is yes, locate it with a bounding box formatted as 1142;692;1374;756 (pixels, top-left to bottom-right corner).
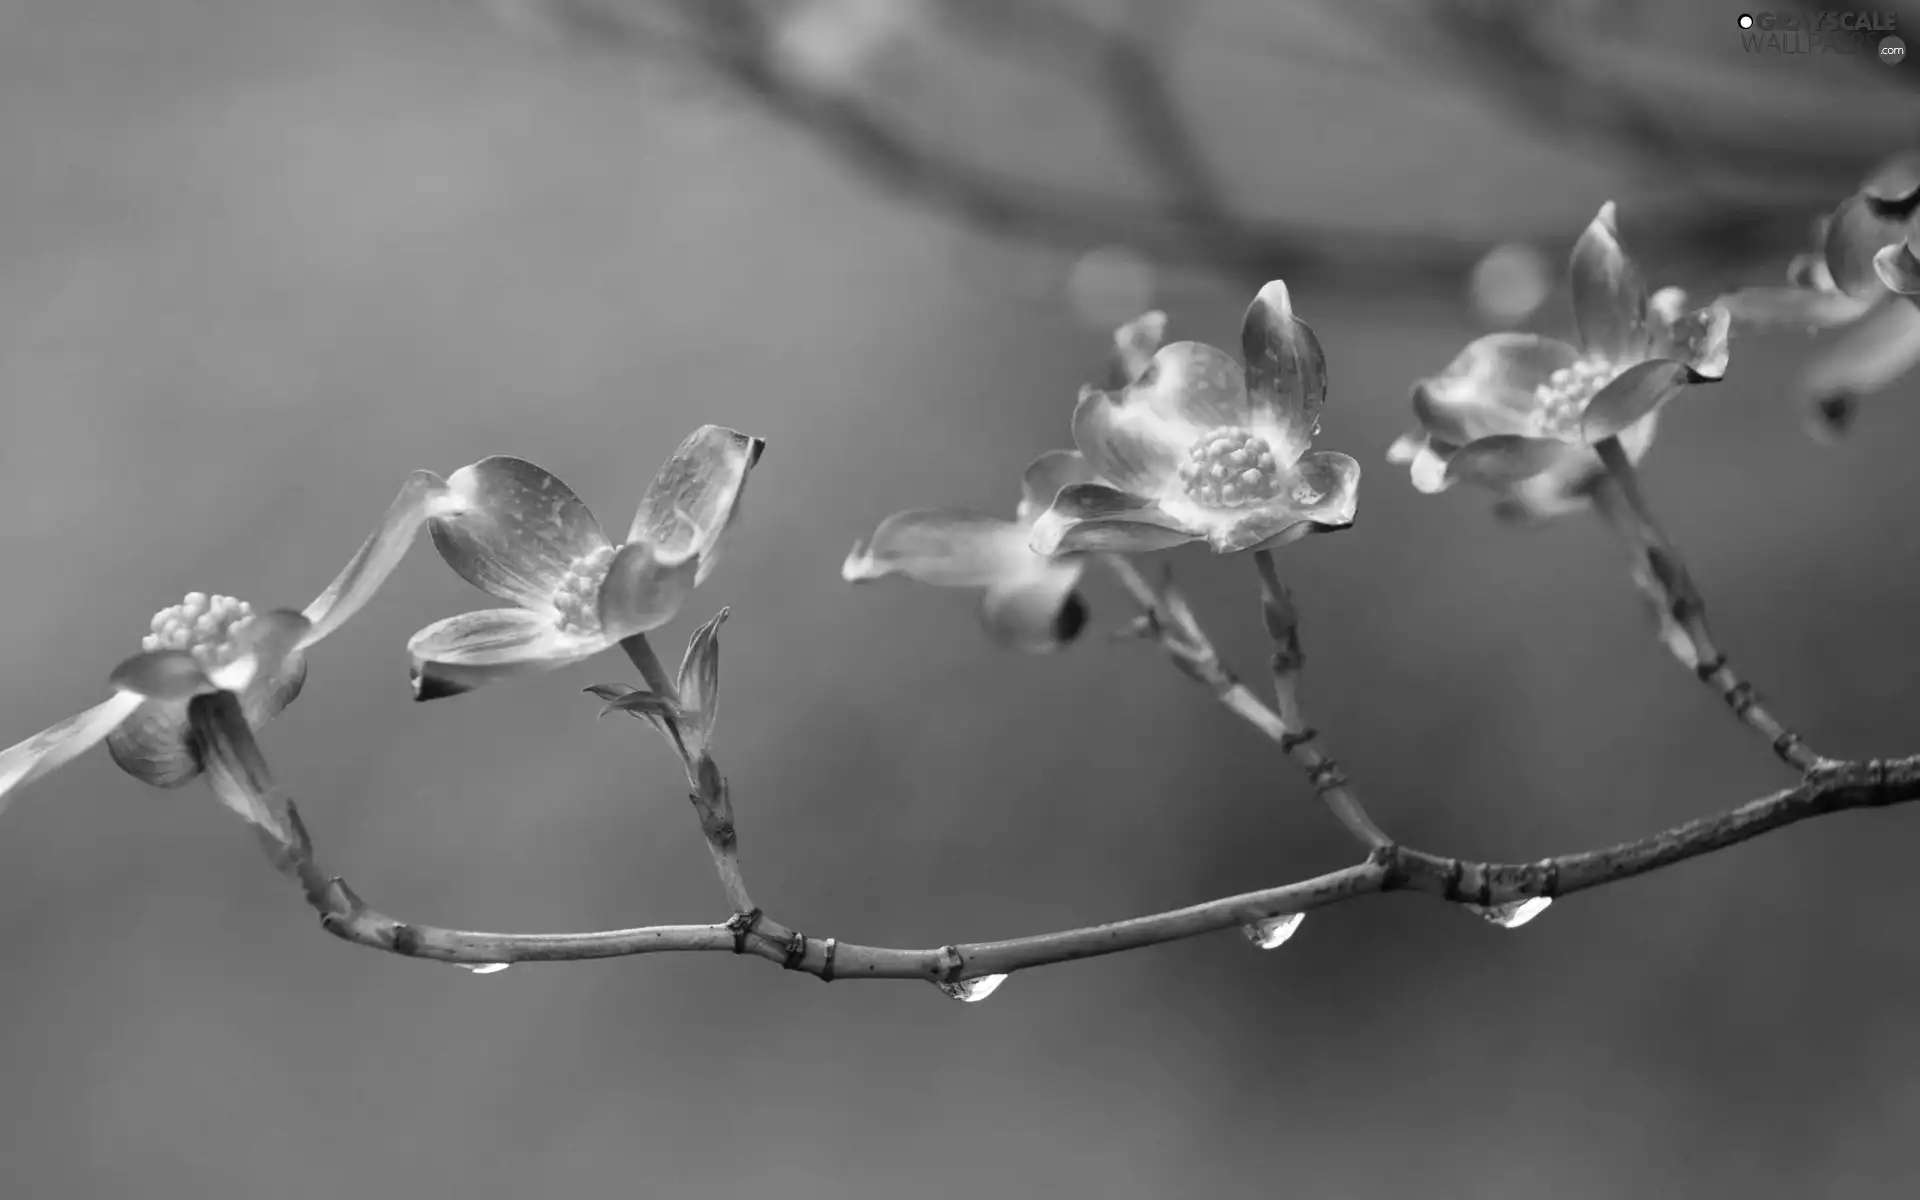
188;692;297;851
627;425;766;583
300;470;459;648
0;691;145;815
1240;280;1326;462
596;540;700;641
842;509;1032;588
979;565;1090;653
105;699;199;788
108;651;218;702
1874;243;1920;295
1109;311;1168;386
1861;151;1920;209
1570;202;1650;362
1028;483;1197;556
1655;301;1731;380
1413;333;1581;443
1580;359;1698;443
1135;341;1253;430
1017;450;1100;527
1824;192;1907;298
407;608;611;701
433;457;611;612
1443;435;1571;488
1070;383;1188;499
1802;292;1920;410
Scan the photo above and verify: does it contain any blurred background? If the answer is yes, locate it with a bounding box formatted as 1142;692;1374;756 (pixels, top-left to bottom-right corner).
4;0;1920;1196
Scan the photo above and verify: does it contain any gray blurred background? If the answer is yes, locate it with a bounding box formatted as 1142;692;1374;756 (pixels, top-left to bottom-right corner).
5;1;1920;1196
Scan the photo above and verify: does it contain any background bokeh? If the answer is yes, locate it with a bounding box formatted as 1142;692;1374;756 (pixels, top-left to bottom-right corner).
5;1;1920;1196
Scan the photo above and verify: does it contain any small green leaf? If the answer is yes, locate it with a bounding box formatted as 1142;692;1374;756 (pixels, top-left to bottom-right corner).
676;608;729;754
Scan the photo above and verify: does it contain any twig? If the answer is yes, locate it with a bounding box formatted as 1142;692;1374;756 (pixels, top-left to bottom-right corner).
1590;437;1824;772
1103;554;1390;849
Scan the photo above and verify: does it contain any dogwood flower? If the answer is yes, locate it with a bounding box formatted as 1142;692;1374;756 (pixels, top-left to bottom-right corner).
1387;202;1731;520
1027;280;1359;556
0;471;462;814
407;425;764;699
1720;152;1920;435
839;312;1171;652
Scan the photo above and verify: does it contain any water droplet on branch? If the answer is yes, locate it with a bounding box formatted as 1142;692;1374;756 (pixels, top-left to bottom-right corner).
1468;898;1552;929
1242;912;1305;950
460;962;512;975
936;973;1008;1002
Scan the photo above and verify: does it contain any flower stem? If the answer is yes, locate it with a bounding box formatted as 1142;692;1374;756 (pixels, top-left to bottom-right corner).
1101;554;1391;849
1250;549;1394;849
1590;436;1823;772
621;634;754;915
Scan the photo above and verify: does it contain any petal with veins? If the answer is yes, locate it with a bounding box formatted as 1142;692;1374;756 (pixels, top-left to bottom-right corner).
1570;202;1651;363
1580;359;1696;443
1070;383;1188;499
300;470;459;648
1443;435;1572;489
1240;281;1327;463
0;692;145;815
596;540;700;642
407;608;611;701
432;457;612;612
627;425;766;583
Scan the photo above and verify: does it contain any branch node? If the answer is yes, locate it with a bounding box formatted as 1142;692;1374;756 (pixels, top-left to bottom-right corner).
725;907;763;955
819;937;838;982
935;945;967;984
1367;844;1407;891
1440;857;1466;902
1724;681;1759;718
1535;857;1562;900
1693;654;1729;682
780;930;808;971
1278;727;1318;753
1306;760;1348;794
388;922;422;958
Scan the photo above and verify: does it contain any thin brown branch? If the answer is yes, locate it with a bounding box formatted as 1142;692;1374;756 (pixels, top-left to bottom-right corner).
1591;436;1825;772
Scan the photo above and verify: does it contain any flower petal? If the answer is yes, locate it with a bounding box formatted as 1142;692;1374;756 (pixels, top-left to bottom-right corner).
300;469;460;649
0;691;145;816
1716;283;1877;331
1579;359;1696;443
1016;450;1100;527
1135;340;1253;430
1874;242;1920;295
1109;310;1168;386
1389;431;1455;494
1861;151;1920;208
1413;333;1581;443
1028;483;1198;555
627;425;766;584
1801;291;1920;408
595;540;700;641
1240;280;1326;463
104;698;199;788
1823;192;1907;298
1443;435;1572;488
407;608;611;701
1070;383;1188;499
432;457;612;611
1501;413;1658;519
979;563;1090;653
1207;450;1360;554
1650;299;1731;380
1570;202;1650;362
841;509;1031;588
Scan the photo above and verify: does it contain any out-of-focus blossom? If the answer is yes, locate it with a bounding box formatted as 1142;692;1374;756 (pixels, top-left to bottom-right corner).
407;426;764;700
1719;153;1920;436
1067;245;1157;331
1028;281;1360;556
1388;202;1730;521
0;472;461;814
1469;242;1553;327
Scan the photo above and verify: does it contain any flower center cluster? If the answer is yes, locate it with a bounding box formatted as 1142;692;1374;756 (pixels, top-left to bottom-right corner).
143;592;255;670
551;543;617;637
1177;428;1282;510
1534;357;1620;438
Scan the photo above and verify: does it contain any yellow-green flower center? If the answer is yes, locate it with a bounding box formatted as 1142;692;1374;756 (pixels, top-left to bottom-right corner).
552;543;617;637
1177;428;1282;510
1534;357;1620;438
143;592;256;671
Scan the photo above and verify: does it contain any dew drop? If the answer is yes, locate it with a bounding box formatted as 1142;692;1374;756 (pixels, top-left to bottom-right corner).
1468;897;1551;929
460;962;512;975
936;973;1008;1002
1242;912;1304;950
